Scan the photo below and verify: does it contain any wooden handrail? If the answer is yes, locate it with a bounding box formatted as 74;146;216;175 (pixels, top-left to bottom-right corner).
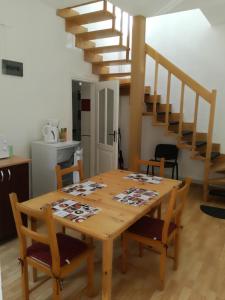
145;44;212;103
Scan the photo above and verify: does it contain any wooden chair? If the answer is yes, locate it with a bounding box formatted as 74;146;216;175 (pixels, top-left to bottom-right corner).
121;177;192;290
55;160;84;189
9;193;95;300
136;158;165;177
55;160;84;235
135;158;165;219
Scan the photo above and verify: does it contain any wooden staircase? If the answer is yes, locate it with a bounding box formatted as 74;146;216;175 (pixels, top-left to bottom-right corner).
144;44;223;201
57;1;223;202
57;0;132;81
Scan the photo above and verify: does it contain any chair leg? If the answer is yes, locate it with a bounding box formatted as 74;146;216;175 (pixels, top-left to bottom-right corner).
157;203;161;219
176;164;179;180
159;248;167;290
52;278;61;300
21;261;29;300
139;243;144;257
86;251;95;297
172;166;175;179
173;232;180;270
62;226;66;234
121;234;128;273
152;166;155;176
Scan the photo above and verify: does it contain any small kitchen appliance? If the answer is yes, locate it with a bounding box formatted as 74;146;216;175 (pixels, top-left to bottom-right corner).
0;135;10;159
42;119;59;143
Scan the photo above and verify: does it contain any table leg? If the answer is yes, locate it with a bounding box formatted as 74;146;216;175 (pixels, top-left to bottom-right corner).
29;217;38;282
102;239;113;300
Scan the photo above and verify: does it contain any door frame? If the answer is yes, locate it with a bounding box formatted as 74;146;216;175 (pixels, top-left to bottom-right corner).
71;75;98;177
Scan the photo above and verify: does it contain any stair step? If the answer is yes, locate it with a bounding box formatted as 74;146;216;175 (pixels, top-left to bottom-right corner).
66;10;114;25
193;151;221;161
120;84;150;96
208;177;225;185
145;95;161;104
92;59;131;67
188;140;207;148
100;72;131;80
202;152;221;160
209;187;225;197
169;121;179;126
157;112;171;116
182;130;193;137
85;45;128;55
76;29;122;41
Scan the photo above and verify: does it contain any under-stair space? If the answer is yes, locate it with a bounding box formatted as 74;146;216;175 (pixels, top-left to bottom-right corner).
57;0;132;82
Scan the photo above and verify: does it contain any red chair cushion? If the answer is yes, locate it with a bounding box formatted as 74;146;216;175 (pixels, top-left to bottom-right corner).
128;216;177;241
27;233;88;267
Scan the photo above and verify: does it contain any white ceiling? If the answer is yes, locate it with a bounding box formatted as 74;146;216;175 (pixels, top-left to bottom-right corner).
41;0;225;25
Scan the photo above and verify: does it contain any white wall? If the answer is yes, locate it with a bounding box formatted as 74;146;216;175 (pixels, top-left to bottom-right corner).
0;0;97;158
120;9;225;182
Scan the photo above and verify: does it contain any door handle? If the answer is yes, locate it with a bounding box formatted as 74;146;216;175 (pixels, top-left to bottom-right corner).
113;130;117;143
8;169;11;181
0;170;4;183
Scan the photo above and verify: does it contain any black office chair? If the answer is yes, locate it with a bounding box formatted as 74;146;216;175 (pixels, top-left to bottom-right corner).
148;144;179;179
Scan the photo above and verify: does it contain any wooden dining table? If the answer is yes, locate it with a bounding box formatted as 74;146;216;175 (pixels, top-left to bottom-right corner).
22;169;181;300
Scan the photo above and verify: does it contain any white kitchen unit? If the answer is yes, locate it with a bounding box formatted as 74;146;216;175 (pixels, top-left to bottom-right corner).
31;141;80;197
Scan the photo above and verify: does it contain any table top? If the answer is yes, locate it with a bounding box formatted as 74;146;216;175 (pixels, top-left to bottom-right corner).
0;156;31;169
22;170;181;241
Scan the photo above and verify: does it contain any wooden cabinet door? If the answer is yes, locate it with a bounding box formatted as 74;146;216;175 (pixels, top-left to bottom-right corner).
10;163;29;202
0;167;16;241
0;163;29;242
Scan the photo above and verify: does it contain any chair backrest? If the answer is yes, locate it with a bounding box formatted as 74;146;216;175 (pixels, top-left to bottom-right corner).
55;160;84;189
9;193;61;276
162;177;192;244
155;144;179;161
136;158;165;177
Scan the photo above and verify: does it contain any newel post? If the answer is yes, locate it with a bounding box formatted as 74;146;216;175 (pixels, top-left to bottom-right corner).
128;15;146;171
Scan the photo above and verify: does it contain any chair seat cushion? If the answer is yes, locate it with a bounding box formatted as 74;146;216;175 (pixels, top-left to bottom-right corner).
128;216;177;241
27;233;88;267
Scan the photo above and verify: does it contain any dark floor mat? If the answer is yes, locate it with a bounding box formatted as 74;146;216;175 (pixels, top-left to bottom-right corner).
200;205;225;219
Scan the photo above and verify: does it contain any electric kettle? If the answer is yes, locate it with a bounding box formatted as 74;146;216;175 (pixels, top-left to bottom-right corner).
42;121;59;143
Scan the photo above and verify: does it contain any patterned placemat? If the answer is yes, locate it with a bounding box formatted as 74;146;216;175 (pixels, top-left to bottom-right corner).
42;198;101;223
124;173;162;184
113;187;159;207
62;181;107;196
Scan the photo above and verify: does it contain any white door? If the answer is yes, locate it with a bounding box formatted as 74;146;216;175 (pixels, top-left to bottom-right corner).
95;80;119;174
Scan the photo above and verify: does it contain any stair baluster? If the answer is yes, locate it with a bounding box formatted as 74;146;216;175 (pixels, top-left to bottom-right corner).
191;93;199;154
165;71;172;128
178;82;185;142
126;15;131;61
153;61;159;123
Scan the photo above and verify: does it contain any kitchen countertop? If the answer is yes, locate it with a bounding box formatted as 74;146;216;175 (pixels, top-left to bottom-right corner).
0;156;31;168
